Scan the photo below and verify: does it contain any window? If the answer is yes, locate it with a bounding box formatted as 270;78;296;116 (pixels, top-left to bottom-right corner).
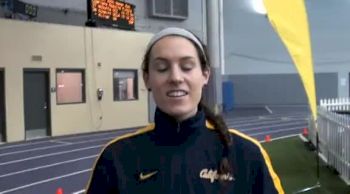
56;69;85;104
113;69;138;101
149;0;188;20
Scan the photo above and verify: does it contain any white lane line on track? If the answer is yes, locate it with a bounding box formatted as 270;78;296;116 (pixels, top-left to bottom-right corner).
249;126;303;136
0;136;113;157
225;118;308;127
49;140;72;145
0;129;135;150
232;122;307;132
0;141;56;150
0;169;91;194
72;189;85;194
299;134;309;142
260;134;299;143
224;111;308;121
0;145;103;166
228;119;307;128
225;114;309;125
0;155;98;178
265;106;273;114
225;116;305;126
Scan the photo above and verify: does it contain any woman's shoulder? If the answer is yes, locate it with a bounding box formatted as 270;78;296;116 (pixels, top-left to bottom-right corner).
228;128;276;166
228;128;265;155
102;124;155;153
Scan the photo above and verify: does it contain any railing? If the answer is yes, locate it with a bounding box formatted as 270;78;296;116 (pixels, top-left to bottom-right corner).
320;97;350;112
308;98;350;185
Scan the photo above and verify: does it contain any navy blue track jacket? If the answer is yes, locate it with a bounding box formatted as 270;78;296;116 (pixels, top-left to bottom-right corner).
86;108;284;194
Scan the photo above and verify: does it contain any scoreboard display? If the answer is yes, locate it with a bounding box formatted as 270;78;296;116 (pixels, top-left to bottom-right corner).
13;0;38;18
91;0;135;30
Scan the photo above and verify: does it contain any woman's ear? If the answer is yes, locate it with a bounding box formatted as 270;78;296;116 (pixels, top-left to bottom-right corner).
203;67;210;85
143;72;151;91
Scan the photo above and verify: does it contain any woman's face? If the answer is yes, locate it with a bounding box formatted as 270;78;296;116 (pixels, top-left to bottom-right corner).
144;36;210;121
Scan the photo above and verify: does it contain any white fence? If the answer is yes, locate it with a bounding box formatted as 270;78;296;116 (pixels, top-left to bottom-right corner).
320;97;350;112
309;98;350;185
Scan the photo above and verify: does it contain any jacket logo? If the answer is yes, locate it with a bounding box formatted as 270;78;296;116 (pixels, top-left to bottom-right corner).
199;168;234;183
139;171;158;181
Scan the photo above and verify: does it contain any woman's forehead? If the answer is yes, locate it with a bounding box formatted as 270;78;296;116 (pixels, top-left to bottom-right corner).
150;36;199;59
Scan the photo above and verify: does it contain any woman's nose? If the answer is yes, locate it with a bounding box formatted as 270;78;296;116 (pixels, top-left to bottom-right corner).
169;67;183;84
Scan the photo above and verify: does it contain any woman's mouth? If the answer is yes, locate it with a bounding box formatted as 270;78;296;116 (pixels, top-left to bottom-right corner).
166;90;188;97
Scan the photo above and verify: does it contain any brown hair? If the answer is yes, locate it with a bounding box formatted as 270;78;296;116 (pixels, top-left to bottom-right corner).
142;32;232;177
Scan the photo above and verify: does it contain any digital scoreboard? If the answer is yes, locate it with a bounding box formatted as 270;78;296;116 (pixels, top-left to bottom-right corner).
13;0;38;18
91;0;135;30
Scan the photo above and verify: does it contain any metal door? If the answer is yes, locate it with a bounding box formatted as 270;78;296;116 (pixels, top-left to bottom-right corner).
23;70;51;139
0;70;5;142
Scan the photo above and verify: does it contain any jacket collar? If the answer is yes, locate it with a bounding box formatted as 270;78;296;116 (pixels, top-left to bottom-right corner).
152;106;206;145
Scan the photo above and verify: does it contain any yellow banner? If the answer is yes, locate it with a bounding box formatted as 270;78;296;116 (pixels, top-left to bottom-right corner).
263;0;317;121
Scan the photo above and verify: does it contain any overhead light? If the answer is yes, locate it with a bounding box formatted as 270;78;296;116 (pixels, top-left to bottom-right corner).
249;0;267;15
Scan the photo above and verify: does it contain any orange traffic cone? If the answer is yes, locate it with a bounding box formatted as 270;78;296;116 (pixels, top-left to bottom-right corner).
56;188;63;194
303;128;308;136
265;135;271;142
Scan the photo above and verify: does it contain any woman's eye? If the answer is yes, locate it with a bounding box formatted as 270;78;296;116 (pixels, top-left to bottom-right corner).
152;61;168;72
157;67;167;72
156;64;168;72
181;64;194;71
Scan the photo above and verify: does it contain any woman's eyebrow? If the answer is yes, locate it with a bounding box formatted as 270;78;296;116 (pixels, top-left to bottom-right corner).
180;57;197;65
152;57;169;62
151;56;195;62
180;56;195;60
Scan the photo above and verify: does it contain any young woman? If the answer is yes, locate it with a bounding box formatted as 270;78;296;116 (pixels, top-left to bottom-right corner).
86;27;284;194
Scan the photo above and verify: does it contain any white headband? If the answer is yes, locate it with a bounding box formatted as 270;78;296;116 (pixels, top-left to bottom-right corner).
146;27;205;57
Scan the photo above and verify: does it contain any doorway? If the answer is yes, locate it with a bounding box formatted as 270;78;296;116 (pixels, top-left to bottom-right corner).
23;69;51;139
0;70;5;142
